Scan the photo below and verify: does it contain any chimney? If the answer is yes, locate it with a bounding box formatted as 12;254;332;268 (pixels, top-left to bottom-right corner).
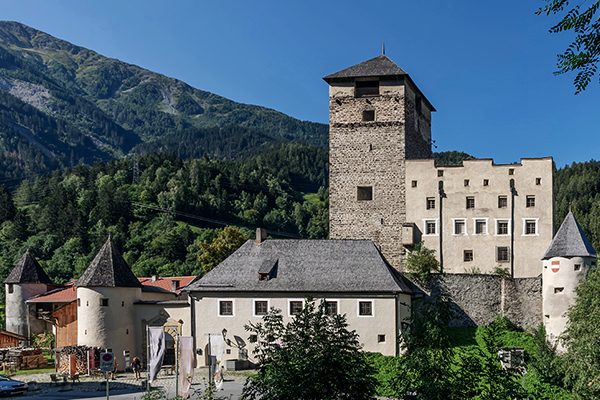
151;274;159;282
255;228;267;246
171;280;180;292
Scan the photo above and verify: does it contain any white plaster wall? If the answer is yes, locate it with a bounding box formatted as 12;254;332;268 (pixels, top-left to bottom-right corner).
192;292;410;367
543;256;595;348
77;287;141;370
5;283;48;336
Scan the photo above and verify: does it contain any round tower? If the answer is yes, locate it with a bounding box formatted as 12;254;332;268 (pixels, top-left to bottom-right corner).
76;238;142;370
542;211;597;348
4;250;53;338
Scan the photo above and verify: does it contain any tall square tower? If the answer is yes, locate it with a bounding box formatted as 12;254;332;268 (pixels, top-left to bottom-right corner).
323;55;434;270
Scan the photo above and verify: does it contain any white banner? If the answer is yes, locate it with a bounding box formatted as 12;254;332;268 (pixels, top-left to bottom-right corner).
210;334;224;389
148;327;166;383
178;336;194;399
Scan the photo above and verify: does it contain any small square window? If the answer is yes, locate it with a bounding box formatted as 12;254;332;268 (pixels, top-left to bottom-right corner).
466;197;475;209
464;250;473;262
454;220;465;235
226;349;231;355
536;178;541;185
255;301;268;316
438;170;444;177
497;247;510;262
249;335;258;343
475;220;487;235
464;179;470;187
574;264;581;271
526;196;535;207
362;110;375;121
509;169;514;175
325;301;338;315
497;221;509;235
378;334;386;343
412;180;417;188
426;197;435;210
525;220;537;235
554;287;564;294
483;179;489;186
290;301;303;315
426;221;437;235
498;196;507;208
220;301;233;315
357;186;373;201
359;301;372;316
100;298;109;307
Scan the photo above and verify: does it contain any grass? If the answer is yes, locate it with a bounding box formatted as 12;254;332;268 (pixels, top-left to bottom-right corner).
301;192;322;204
9;367;55;376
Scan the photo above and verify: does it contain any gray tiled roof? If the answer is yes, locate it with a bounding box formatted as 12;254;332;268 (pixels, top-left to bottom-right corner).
75;238;142;288
4;250;52;284
542;211;597;259
186;239;412;294
323;55;408;81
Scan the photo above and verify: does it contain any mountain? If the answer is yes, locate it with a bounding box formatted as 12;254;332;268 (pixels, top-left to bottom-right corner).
0;21;328;181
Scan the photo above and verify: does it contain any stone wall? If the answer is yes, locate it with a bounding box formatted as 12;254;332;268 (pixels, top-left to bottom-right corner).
415;273;542;329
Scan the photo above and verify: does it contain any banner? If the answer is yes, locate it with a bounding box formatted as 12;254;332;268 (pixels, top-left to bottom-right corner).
210;334;224;389
178;336;194;399
148;327;166;383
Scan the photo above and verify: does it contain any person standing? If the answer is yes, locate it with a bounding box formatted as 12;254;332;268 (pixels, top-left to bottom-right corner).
132;357;142;380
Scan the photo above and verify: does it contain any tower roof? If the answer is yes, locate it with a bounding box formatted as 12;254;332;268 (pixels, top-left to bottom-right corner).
75;237;142;288
323;55;408;81
4;250;52;284
542;211;597;259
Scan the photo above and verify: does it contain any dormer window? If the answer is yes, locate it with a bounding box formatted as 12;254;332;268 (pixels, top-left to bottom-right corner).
259;273;269;281
258;259;278;281
355;80;379;98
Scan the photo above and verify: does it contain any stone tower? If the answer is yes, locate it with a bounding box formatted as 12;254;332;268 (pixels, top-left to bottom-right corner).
76;237;142;370
323;55;435;269
542;211;597;349
4;250;53;338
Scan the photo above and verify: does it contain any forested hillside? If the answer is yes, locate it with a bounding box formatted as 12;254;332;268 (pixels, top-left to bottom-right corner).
0;21;328;182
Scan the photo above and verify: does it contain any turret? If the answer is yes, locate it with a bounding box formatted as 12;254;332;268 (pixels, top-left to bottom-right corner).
4;250;53;338
75;238;142;370
542;211;597;348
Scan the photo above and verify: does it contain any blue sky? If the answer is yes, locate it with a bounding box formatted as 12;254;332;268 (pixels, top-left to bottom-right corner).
1;0;598;168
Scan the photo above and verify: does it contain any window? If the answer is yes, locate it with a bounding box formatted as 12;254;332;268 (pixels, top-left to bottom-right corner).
290;301;303;315
475;219;487;235
121;301;124;307
497;220;509;235
526;196;535;207
362;110;375;121
378;334;386;343
498;196;507;208
466;197;475;209
554;287;564;294
483;179;489;186
497;247;510;263
7;284;12;294
226;349;231;355
412;180;417;188
255;301;268;316
77;298;81;307
219;301;233;316
536;178;541;185
359;301;372;316
438;170;444;177
454;219;466;235
464;179;470;186
509;169;514;175
325;301;338;315
357;186;373;201
355;80;379;97
524;220;537;235
464;250;473;262
100;298;109;307
424;220;438;235
426;197;435;210
574;264;581;271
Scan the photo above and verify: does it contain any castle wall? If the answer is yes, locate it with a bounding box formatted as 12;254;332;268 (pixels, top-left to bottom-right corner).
418;273;542;329
406;158;553;278
5;283;49;337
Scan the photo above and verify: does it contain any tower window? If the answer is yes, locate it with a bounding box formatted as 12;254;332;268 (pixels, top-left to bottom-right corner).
362;110;375;121
464;250;473;262
509;169;514;175
100;298;109;307
7;284;12;294
466;197;475;209
483;179;489;186
438;170;444;177
574;264;581;271
526;196;535;207
412;180;418;188
378;334;386;343
426;197;435;210
355;80;379;98
498;196;507;208
357;186;373;201
464;179;470;187
536;178;541;185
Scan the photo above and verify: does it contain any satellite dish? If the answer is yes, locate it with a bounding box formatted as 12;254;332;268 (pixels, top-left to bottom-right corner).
233;335;246;349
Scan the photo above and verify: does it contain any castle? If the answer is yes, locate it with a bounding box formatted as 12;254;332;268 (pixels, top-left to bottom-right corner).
3;54;596;368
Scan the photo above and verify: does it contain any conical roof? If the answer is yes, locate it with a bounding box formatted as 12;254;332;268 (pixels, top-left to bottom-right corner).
542;211;597;259
4;250;52;284
323;55;408;81
76;237;142;288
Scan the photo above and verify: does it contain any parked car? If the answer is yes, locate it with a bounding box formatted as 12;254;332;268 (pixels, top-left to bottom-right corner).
0;375;27;396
